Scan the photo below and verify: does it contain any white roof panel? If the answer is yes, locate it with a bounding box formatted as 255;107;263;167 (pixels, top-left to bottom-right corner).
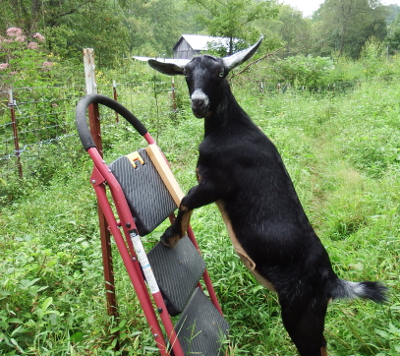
180;34;232;51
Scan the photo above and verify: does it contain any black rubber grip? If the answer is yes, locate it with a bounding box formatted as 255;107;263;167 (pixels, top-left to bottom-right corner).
75;94;148;150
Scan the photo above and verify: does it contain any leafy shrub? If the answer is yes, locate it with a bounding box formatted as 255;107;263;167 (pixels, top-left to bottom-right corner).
360;37;387;79
345;133;400;177
323;56;363;88
0;234;100;353
0;28;55;89
272;55;334;90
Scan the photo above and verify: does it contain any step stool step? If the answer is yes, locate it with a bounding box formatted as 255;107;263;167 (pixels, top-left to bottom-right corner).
174;287;229;356
108;148;177;236
148;236;206;316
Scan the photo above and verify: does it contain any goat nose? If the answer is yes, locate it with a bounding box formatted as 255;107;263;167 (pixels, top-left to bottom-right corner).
192;98;205;109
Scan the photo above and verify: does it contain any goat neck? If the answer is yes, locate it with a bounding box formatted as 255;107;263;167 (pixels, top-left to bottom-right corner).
203;79;249;135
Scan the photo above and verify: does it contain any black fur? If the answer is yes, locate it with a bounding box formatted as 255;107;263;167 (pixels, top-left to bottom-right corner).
149;48;388;356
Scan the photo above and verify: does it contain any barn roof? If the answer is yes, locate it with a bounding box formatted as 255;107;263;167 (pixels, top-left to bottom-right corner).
173;34;233;51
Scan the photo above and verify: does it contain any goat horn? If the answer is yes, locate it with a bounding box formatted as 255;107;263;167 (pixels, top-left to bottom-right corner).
222;36;264;72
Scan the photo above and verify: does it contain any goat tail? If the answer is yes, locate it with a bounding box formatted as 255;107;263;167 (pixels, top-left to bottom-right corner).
331;279;388;303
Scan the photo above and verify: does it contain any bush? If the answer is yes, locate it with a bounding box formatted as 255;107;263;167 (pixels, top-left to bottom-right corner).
272;55;335;90
360;37;387;79
0;28;54;88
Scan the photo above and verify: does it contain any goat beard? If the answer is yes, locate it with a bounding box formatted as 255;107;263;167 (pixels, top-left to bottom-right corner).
191;108;208;119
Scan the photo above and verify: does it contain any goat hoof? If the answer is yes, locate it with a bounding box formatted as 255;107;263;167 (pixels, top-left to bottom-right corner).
160;227;181;248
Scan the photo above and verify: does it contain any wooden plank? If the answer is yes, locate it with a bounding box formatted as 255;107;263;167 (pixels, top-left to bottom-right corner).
146;144;185;206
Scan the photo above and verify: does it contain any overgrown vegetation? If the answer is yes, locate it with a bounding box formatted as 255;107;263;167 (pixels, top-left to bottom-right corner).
1;38;400;355
1;2;400;352
2;0;400;67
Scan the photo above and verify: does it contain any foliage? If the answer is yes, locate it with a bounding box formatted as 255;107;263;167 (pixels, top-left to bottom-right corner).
187;0;278;54
44;1;131;67
0;28;55;89
386;28;400;53
313;0;388;58
0;0;132;68
0;179;157;355
0;0;96;35
261;4;312;56
1;0;399;65
386;9;400;53
121;0;185;57
1;52;400;356
359;36;387;78
272;55;335;89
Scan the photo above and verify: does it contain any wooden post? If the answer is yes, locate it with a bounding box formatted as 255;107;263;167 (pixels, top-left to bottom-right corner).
171;77;177;116
83;48;119;322
9;89;23;179
113;80;119;123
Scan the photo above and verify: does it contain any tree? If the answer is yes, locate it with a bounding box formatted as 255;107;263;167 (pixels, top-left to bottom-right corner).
313;0;387;58
121;0;184;57
187;0;278;54
386;6;400;53
0;0;281;65
385;4;400;25
0;0;133;66
263;5;312;56
0;0;95;37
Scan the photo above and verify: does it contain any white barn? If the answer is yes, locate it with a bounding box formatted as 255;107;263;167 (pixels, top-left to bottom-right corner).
172;34;235;59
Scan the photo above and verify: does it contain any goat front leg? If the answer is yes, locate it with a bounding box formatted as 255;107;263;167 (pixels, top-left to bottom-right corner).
161;180;220;247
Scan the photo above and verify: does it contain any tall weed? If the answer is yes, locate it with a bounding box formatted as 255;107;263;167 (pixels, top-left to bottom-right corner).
1;60;400;355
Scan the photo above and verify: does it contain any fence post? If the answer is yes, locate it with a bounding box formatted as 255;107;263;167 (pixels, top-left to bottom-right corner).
9;89;23;179
113;80;119;123
171;77;177;114
83;49;119;324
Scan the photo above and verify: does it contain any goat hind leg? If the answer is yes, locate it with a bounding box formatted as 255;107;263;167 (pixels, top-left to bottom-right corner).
280;296;328;356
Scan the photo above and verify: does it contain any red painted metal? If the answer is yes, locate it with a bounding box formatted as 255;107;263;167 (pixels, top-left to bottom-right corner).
88;150;170;355
143;132;155;144
88;103;119;321
166;200;222;315
82;99;225;355
186;225;223;315
90;168;119;320
87;147;185;356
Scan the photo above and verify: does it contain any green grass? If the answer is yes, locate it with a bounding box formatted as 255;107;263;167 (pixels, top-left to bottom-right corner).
1;75;400;355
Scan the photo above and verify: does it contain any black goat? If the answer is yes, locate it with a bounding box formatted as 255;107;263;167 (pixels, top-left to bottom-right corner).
148;38;387;356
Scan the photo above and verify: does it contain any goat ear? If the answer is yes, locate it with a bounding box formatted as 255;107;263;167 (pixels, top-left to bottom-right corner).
147;59;186;76
222;36;264;72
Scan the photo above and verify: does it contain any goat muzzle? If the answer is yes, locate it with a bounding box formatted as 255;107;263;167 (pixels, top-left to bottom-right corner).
191;100;208;118
190;89;210;118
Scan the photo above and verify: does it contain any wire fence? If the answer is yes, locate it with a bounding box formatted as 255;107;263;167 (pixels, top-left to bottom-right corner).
0;67;389;196
1;83;82;178
0;77;180;202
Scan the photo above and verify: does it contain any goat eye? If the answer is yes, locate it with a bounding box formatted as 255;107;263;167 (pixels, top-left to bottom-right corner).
218;72;224;78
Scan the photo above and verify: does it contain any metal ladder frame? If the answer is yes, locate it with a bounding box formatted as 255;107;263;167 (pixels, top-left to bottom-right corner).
76;94;224;356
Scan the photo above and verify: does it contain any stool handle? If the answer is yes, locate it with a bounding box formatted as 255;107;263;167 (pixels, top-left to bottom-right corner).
76;94;148;151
